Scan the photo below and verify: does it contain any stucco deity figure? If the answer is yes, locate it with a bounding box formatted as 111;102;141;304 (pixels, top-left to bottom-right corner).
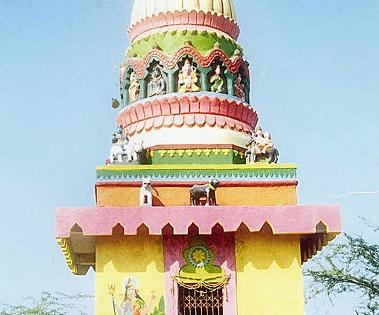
245;127;279;164
253;128;273;155
111;277;157;315
129;71;140;103
234;73;246;100
120;65;127;84
109;127;129;164
210;65;224;93
147;65;166;97
178;59;200;93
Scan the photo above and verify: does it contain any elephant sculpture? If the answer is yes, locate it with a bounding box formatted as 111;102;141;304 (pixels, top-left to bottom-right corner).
190;179;220;206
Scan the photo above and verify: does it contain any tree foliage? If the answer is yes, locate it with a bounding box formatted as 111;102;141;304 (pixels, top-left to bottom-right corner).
0;292;92;315
304;228;379;315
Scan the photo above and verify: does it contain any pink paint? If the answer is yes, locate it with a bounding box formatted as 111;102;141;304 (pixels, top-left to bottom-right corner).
116;94;256;132
56;205;342;238
163;232;237;314
128;10;240;42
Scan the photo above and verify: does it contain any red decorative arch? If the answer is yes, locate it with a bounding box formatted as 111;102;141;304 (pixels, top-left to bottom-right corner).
124;45;249;80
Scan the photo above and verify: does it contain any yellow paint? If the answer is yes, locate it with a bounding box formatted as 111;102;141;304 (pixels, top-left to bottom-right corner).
56;238;77;274
96;185;297;207
235;226;304;315
95;235;165;315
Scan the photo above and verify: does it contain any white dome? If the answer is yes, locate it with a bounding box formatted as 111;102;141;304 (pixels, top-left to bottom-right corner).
130;0;237;25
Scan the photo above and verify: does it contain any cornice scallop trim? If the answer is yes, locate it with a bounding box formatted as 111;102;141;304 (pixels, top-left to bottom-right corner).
128;10;240;43
116;94;258;137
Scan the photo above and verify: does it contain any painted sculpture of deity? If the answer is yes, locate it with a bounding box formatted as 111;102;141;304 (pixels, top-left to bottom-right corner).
147;65;166;97
110;277;158;315
253;127;273;155
109;127;129;164
245;127;279;164
209;65;224;93
120;65;127;84
234;73;246;100
178;59;200;93
129;71;140;103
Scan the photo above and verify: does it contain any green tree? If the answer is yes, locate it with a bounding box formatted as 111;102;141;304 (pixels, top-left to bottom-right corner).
0;292;92;315
304;228;379;315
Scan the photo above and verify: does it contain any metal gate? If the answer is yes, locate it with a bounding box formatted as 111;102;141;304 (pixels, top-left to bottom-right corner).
178;286;224;315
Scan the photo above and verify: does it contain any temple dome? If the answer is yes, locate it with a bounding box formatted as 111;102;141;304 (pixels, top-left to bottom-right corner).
130;0;237;26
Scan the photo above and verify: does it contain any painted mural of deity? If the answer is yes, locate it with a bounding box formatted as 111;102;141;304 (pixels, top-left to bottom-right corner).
110;277;164;315
178;59;200;93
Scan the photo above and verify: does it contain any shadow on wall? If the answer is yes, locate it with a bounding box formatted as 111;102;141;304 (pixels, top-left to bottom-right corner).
94;221;301;273
235;223;302;271
96;224;165;273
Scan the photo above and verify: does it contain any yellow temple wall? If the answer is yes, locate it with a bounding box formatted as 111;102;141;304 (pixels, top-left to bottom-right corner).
235;227;304;315
95;235;165;315
96;185;297;207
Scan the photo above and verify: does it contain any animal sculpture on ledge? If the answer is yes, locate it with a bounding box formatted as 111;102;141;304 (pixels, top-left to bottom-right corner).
109;127;129;164
245;127;279;164
190;179;220;206
108;128;147;165
178;59;200;93
140;178;153;207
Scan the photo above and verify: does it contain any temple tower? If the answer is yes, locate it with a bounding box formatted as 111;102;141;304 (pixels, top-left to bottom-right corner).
56;1;341;314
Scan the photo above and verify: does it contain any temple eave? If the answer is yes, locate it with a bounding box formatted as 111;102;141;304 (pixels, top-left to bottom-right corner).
56;205;341;274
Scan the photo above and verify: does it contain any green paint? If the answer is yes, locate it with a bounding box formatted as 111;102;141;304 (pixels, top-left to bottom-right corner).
167;69;176;93
128;31;242;59
181;240;222;275
150;149;245;165
96;164;297;181
150;296;165;315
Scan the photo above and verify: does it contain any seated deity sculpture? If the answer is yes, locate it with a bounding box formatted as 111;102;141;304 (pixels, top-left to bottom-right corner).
245;127;279;164
210;65;224;93
128;71;140;103
148;65;166;97
109;127;129;164
178;59;200;93
234;73;246;100
254;128;273;155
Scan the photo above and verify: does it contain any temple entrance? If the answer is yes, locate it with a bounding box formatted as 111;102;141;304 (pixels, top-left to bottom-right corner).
178;286;224;315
